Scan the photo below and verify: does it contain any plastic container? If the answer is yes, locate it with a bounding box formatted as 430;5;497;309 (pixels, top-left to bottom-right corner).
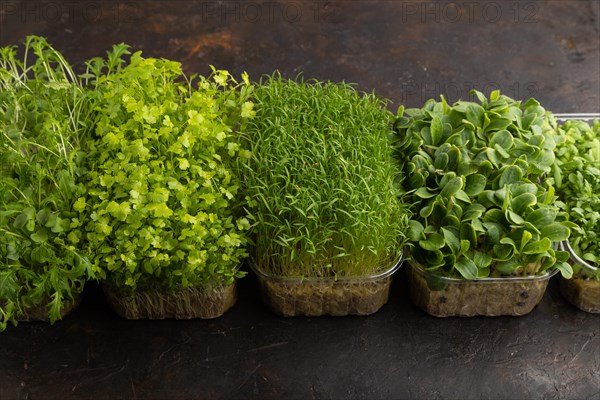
102;282;237;320
251;255;403;317
559;241;600;313
407;260;557;317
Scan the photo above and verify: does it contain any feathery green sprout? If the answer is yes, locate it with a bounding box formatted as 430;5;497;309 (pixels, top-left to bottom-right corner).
242;75;409;278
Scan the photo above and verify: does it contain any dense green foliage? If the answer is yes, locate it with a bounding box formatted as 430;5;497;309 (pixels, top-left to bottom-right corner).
242;75;409;278
393;90;572;279
79;49;254;293
0;37;95;330
554;120;600;279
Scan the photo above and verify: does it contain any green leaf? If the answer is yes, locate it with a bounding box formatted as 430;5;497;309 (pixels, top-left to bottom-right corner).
407;220;426;242
446;147;461;171
520;230;533;252
424;250;445;268
500;165;523;187
485;118;512;133
441;215;460;228
464;174;486;197
462;204;486;221
430;116;443;146
493;243;514;260
522;237;552;255
511;193;537;214
30;230;49;243
419;233;446;251
495;259;521;275
540;223;570;242
414;187;436;199
460;239;471;255
454;258;478;279
434;152;448;170
440;177;463;198
489;130;514;149
506;210;525;225
483;209;505;224
441;227;460;255
526;208;556;228
31;246;55;263
460;224;477;248
555;261;573;279
453;190;471;203
473;251;492;269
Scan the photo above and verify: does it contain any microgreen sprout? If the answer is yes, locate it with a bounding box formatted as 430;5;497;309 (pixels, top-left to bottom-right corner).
79;49;254;294
393;90;573;280
553;119;600;279
0;36;95;331
242;74;409;278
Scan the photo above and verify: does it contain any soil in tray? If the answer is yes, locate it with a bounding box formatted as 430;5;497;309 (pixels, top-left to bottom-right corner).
103;283;237;319
407;266;549;317
560;277;600;313
258;278;392;317
18;295;82;322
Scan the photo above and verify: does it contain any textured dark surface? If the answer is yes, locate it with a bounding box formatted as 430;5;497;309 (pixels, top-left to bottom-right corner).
1;0;599;111
1;1;599;399
1;271;599;400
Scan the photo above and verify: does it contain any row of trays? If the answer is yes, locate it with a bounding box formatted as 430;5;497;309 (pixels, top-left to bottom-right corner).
18;240;598;323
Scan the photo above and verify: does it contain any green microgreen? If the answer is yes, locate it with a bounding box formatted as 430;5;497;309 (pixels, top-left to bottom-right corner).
241;74;410;278
0;36;96;331
393;90;573;279
79;49;254;294
553;120;600;279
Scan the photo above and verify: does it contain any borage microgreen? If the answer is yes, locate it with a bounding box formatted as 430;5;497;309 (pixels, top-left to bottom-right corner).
242;74;410;278
393;90;573;279
80;50;254;294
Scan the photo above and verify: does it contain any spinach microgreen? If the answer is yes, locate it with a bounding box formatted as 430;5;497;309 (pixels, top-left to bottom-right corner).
393;90;573;279
553;119;600;279
242;75;410;278
0;36;96;331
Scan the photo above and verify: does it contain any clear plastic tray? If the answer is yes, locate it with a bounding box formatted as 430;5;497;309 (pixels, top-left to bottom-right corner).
559;240;600;313
251;253;403;317
407;260;557;317
103;282;237;319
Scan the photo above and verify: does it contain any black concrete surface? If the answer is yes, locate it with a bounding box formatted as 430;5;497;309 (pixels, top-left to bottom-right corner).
1;1;599;399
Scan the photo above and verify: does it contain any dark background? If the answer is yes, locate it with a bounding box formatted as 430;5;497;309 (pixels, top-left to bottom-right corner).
1;1;599;399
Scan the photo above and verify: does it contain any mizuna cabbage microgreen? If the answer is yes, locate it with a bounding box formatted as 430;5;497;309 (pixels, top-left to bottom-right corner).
0;36;96;331
242;75;409;278
553;119;600;279
393;90;573;279
79;48;254;294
